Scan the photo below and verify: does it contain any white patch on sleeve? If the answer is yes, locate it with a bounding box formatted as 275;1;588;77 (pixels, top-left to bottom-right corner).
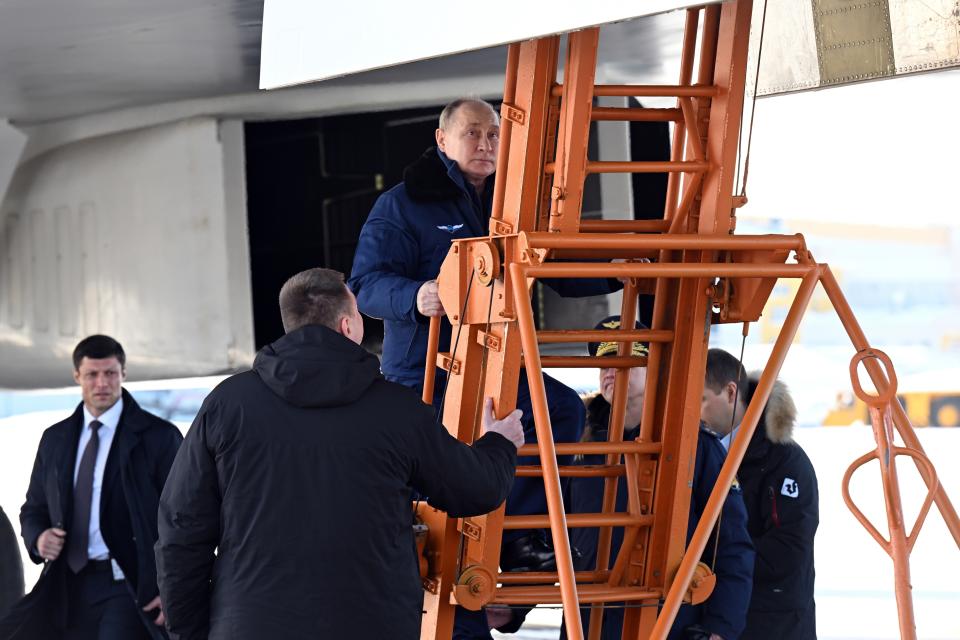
780;477;799;499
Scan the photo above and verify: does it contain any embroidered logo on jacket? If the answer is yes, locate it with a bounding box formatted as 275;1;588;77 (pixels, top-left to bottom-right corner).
436;224;464;233
781;477;799;498
731;476;742;494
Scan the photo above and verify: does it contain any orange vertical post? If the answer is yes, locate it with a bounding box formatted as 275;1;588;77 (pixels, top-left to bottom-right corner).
548;28;598;234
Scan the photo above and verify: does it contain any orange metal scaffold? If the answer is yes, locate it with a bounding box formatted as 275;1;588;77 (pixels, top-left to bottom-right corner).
416;2;960;639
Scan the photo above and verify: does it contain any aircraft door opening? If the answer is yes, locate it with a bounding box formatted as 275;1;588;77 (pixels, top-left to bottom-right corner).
244;107;443;353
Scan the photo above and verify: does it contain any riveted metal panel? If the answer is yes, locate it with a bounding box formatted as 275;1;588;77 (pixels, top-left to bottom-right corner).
814;0;895;85
754;0;960;96
890;0;960;75
748;0;821;96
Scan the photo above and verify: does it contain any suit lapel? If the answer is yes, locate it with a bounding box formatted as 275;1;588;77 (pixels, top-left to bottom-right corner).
53;407;83;529
102;390;145;507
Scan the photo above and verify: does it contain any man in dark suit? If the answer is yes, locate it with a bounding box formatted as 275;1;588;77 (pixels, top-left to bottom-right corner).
4;335;182;640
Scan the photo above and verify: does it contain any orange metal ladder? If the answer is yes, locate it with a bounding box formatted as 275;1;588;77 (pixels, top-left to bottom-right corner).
416;2;960;639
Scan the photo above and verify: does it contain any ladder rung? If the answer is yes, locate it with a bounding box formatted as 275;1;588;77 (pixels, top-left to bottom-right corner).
523;262;812;280
516;464;626;478
503;513;654;530
523;231;805;252
591;106;682;122
588;160;709;174
493;583;662;605
552;83;719;98
544;160;708;174
517;441;661;457
578;219;670;233
537;329;674;344
498;569;608;585
536;355;647;368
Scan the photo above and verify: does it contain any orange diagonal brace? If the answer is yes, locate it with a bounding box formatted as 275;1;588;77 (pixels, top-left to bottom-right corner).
841;349;940;640
651;265;820;638
508;261;583;639
819;266;960;548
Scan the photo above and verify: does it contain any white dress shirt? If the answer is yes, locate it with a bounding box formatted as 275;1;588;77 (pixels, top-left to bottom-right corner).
74;397;123;561
720;424;740;452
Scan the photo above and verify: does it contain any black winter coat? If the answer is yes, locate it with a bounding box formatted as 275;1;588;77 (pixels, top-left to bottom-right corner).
155;325;517;640
737;377;818;640
1;390;182;640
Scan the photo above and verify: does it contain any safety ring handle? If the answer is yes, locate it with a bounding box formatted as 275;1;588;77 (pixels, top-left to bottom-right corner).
849;349;898;408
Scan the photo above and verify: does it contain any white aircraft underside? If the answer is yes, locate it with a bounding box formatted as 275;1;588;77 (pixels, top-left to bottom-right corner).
0;0;957;388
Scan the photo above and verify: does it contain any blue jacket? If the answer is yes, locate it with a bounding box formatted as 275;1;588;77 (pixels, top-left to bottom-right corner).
568;394;755;640
349;147;619;384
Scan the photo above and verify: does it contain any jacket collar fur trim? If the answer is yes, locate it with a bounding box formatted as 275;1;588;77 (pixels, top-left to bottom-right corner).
749;373;797;444
403;147;467;202
403;146;496;203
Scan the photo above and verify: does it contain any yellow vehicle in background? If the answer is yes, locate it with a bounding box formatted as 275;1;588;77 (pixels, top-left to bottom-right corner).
825;371;960;427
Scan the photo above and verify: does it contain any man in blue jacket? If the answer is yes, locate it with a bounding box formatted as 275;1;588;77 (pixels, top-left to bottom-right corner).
350;98;620;637
567;317;754;640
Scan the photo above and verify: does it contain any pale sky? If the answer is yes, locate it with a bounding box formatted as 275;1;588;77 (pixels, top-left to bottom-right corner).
740;69;960;228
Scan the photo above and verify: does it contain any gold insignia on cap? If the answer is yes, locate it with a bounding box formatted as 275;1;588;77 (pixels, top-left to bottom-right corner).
595;341;649;358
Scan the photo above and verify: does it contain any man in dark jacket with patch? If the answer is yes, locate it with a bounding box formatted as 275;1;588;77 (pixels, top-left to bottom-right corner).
349;101;620;623
2;335;182;640
155;268;523;640
566;317;754;640
701;349;818;640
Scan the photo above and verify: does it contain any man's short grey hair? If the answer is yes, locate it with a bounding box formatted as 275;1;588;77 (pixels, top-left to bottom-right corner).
279;268;352;334
438;98;499;131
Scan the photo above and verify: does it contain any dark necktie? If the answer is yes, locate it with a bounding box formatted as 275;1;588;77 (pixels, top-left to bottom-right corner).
67;420;102;573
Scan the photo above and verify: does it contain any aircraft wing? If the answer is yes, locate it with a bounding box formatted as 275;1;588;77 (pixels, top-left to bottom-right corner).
259;0;721;89
261;0;960;95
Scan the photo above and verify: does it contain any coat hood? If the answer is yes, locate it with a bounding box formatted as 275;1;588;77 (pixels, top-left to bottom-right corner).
748;372;797;444
253;325;383;408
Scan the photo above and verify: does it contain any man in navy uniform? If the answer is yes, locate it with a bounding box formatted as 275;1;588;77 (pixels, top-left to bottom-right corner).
567;317;754;640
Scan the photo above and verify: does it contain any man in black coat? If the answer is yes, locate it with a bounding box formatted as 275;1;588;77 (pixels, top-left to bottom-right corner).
2;335;183;640
155;267;524;640
701;348;819;640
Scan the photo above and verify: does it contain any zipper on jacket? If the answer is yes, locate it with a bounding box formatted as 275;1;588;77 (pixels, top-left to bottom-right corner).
768;485;781;528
